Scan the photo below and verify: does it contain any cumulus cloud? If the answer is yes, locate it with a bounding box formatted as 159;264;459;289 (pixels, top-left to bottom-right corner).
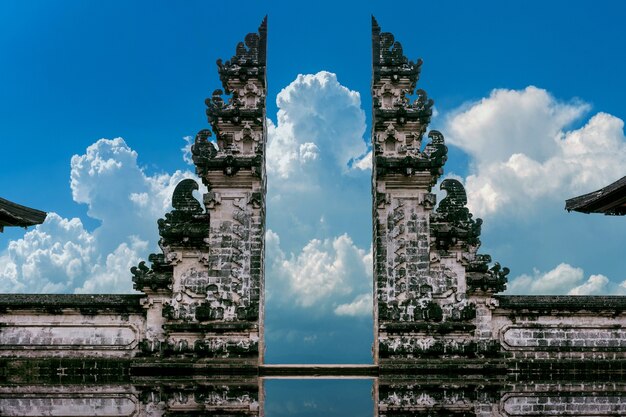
445;86;626;217
265;71;372;254
334;293;373;317
267;71;368;180
266;230;372;316
506;263;622;295
0;138;201;293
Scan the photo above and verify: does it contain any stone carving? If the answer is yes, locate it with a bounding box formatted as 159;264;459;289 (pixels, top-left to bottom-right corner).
431;179;482;249
372;16;422;84
131;253;173;291
0;325;138;349
193;18;267;184
373;19;511;363
372;17;445;181
217;16;267;88
128;18;267;362
157;179;210;248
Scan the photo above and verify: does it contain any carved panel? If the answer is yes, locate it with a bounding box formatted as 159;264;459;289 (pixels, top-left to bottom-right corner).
501;326;626;350
0;395;138;416
501;393;626;416
0;325;139;350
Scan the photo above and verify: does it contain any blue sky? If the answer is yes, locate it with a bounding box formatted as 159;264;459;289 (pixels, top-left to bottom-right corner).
1;1;625;364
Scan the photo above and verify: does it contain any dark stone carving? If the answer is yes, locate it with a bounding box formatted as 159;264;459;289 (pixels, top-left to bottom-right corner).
194;339;259;358
195;302;227;321
467;263;509;294
467;253;492;273
375;130;447;178
139;339;162;354
192;18;267;183
131;253;173;291
422;130;448;169
430;179;482;249
372;16;422;84
373;93;433;130
157;179;210;248
217;16;267;93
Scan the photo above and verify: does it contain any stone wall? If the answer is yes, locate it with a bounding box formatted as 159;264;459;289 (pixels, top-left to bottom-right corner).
376;381;626;417
1;378;623;416
0;295;144;358
0;381;260;416
492;296;626;361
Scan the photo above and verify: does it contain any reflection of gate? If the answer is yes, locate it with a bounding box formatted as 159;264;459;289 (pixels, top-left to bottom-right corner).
1;20;626;408
1;377;626;416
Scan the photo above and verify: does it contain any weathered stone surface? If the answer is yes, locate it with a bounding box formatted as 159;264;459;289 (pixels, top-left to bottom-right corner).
372;18;507;364
376;380;626;417
370;18;626;373
0;381;261;416
131;17;267;364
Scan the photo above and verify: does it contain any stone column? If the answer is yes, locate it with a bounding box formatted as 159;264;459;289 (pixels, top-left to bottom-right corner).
192;16;267;364
131;18;267;367
371;17;507;366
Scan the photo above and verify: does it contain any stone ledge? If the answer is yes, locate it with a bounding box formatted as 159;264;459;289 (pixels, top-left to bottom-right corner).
163;322;257;333
0;294;145;313
380;322;476;334
495;295;626;312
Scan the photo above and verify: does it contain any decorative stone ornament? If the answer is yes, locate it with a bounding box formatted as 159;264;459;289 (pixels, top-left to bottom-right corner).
130;17;267;364
372;17;510;363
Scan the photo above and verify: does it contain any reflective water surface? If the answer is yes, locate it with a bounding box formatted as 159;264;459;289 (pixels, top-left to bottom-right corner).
1;372;625;416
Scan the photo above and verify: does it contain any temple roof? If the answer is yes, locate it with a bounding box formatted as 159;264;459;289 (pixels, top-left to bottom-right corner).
0;197;47;232
565;176;626;216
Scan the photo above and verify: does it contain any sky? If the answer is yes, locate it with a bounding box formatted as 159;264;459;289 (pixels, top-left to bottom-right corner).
1;0;625;365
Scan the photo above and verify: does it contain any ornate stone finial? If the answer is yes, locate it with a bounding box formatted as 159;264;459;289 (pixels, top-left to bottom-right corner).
216;16;267;94
430;179;510;294
372;18;441;180
195;18;267;179
157;179;210;248
130;179;208;292
131;253;173;292
467;258;509;294
422;130;448;174
372;16;422;86
431;179;481;248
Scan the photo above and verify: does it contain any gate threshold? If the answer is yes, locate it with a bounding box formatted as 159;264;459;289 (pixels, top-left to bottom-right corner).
259;364;378;378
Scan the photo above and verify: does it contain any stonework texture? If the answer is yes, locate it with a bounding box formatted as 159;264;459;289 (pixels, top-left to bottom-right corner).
371;16;626;372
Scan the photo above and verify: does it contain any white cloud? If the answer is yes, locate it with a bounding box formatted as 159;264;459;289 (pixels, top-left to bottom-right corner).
506;263;618;295
0;213;95;293
445;86;626;217
569;274;610;296
0;138;201;294
353;150;372;170
265;71;371;253
267;71;368;180
334;293;373;317
181;135;194;165
266;230;372;316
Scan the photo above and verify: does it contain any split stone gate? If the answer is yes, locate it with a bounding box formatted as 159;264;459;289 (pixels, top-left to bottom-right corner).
1;17;625;416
